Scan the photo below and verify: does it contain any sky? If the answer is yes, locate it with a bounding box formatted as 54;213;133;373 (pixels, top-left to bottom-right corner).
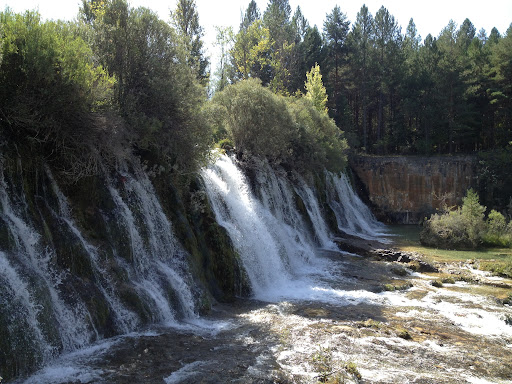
1;0;511;72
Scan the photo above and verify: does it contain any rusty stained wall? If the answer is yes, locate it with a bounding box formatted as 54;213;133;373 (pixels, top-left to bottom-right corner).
350;155;476;224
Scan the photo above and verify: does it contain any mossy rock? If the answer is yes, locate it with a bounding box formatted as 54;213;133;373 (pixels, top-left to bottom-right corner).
119;284;151;324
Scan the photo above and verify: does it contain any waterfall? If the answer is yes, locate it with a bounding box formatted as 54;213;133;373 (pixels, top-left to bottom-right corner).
0;160;201;378
293;175;337;250
0;167;92;369
201;154;334;299
46;168;138;333
107;165;197;323
326;172;388;241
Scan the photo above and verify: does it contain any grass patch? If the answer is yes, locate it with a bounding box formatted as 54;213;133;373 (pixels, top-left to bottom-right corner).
479;261;512;279
387;225;512;276
345;361;362;380
397;328;412;340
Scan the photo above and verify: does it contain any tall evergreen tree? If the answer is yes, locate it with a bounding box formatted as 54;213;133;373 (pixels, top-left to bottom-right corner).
240;0;260;31
292;6;309;42
171;0;209;85
373;6;403;151
349;5;374;150
323;5;350;116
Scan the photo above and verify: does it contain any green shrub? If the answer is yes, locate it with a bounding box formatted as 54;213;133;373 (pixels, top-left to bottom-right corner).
482;210;512;247
208;79;348;174
345;361;362;380
286;97;348;173
441;277;455;284
210;78;296;164
0;9;115;172
420;189;488;249
481;261;512;279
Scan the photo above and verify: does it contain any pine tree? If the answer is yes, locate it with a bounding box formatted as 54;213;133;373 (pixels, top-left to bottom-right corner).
171;0;209;84
304;63;328;113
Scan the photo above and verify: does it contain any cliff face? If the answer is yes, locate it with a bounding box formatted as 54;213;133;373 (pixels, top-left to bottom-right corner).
350;155;476;224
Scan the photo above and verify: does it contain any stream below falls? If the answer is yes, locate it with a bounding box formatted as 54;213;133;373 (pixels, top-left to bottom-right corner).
20;249;512;384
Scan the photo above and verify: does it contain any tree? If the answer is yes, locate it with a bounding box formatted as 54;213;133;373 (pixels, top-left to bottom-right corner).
292;6;309;42
348;5;374;150
231;19;271;80
263;0;292;43
212;26;234;93
489;24;512;147
461;189;486;246
0;9;115;178
457;18;476;52
372;6;403;152
304;63;328;113
323;5;350;103
171;0;209;84
240;0;260;31
262;0;297;94
79;0;212;172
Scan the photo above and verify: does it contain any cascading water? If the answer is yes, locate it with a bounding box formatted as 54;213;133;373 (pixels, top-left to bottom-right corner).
202;155;296;297
45;168;138;333
0;159;201;379
0;166;92;373
326;171;388;241
202;154;363;302
107;165;197;323
293;175;337;250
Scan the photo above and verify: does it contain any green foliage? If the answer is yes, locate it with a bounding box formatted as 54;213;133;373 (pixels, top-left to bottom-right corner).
345;361;362;380
0;9;115;178
171;0;209;84
82;0;212;173
212;26;234;93
209;79;347;174
481;261;512;279
231;20;271;80
304;63;328;113
421;189;512;249
477;146;512;212
311;345;333;382
461;189;486;245
287;97;347;173
210;78;295;163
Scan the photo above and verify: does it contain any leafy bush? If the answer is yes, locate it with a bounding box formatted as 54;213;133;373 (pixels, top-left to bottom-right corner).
83;2;212;173
208;78;347;174
0;9;115;176
286;97;348;173
210;78;296;164
421;189;512;249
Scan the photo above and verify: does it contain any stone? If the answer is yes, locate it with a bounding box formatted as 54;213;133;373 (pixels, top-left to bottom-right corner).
350;155;476;224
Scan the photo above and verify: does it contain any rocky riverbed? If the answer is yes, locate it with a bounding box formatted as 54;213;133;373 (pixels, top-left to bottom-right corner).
19;244;512;384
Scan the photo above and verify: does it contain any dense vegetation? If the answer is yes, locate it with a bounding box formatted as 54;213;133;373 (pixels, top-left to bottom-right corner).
218;1;512;156
0;0;212;181
208;77;347;173
0;0;510;208
0;0;351;182
421;189;512;249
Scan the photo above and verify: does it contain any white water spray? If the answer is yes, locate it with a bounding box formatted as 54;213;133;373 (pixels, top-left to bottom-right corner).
46;168;139;333
326;172;388;241
0;168;91;360
107;165;197;323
